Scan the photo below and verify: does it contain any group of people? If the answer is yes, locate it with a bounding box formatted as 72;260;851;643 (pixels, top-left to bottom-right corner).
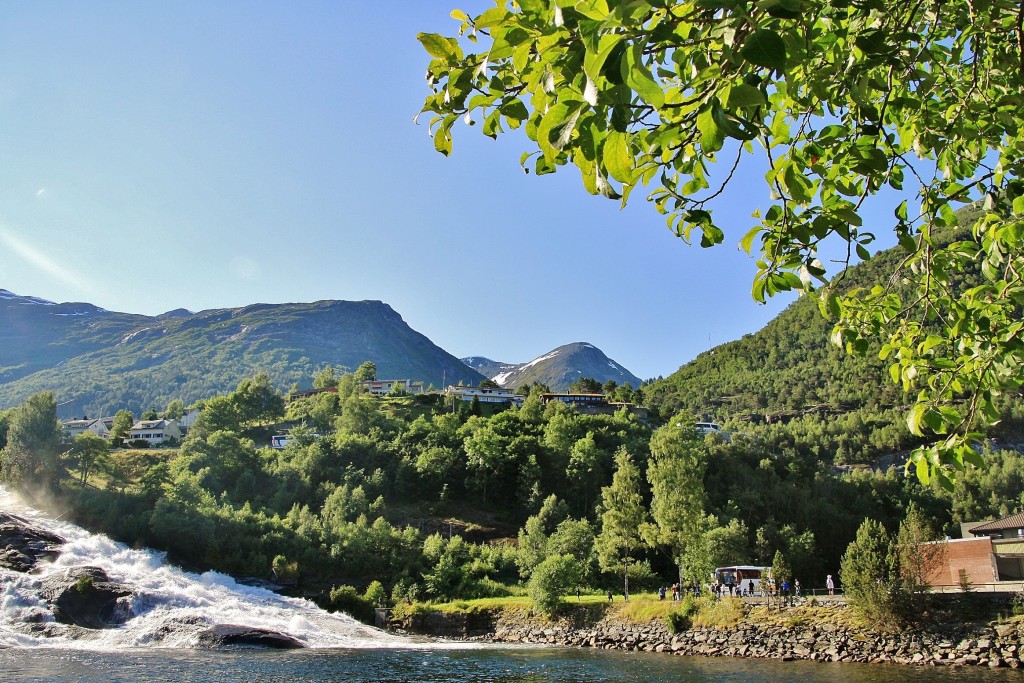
624;573;836;603
657;582;701;601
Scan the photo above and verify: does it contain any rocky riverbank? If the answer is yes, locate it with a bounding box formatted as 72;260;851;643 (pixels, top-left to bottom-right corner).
393;599;1024;668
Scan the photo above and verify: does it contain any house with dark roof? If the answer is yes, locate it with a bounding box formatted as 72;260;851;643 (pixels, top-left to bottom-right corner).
923;512;1024;588
61;418;110;442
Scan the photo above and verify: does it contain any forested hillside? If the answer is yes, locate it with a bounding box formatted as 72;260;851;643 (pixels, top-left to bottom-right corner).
2;364;1020;618
643;208;1024;465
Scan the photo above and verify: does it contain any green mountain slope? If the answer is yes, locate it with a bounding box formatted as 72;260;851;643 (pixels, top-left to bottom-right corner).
0;293;484;418
642;209;1020;464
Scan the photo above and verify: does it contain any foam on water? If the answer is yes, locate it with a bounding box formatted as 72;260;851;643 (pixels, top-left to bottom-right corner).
0;487;446;651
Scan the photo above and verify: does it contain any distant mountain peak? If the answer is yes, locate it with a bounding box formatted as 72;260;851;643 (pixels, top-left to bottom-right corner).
462;342;641;392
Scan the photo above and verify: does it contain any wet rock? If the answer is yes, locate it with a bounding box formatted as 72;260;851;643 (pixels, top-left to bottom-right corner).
40;566;135;629
0;513;64;571
197;625;305;649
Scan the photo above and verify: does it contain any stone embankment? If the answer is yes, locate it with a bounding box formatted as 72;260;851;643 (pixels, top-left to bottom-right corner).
395;603;1024;669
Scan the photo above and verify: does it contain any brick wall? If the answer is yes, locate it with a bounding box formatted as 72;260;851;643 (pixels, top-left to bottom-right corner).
923;537;997;587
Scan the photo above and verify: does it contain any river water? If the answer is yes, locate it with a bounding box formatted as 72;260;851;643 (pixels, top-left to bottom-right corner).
3;646;1023;683
1;489;1021;682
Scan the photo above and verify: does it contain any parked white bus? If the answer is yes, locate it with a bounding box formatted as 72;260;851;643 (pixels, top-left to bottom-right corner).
713;565;770;595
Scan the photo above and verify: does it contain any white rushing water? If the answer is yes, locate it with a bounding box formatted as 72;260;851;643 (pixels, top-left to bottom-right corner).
0;487;430;650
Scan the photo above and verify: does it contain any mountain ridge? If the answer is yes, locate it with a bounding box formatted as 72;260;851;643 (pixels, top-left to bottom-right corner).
0;292;486;418
0;291;645;419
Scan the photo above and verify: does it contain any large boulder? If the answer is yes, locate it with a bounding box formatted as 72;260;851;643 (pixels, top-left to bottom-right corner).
0;512;64;572
40;566;135;629
197;624;305;649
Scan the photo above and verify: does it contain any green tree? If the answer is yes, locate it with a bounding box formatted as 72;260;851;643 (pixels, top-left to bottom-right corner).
231;372;285;427
363;580;388;608
2;392;61;487
0;408;11;450
682;516;749;589
568;377;602;394
896;502;944;596
313;366;341;390
517;494;569;577
595;447;648;601
69;432;110;486
528;554;583;615
109;410;135;445
163;399;185;421
643;415;707;586
353;361;377;383
840;518;907;626
420;2;1024;482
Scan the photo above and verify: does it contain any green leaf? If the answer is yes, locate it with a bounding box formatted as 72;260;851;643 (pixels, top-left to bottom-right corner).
697;107;725;153
728;83;767;109
894;200;908;221
584;33;624;82
740;225;761;254
907;404;926;436
603;131;634;183
417;33;460;60
758;0;804;19
914;455;931;485
740;29;787;72
537;102;583;163
623;44;665;109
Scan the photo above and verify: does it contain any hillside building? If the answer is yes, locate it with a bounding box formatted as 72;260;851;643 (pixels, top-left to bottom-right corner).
61;418;110;442
127;419;182;446
540;393;647;420
362;379;424;396
445;385;523;405
923;513;1024;588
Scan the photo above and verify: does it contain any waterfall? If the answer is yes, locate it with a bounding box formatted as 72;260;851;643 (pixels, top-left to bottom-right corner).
0;487;423;650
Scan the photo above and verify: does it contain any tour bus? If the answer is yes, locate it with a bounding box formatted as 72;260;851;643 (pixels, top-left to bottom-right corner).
270;433;320;449
712;565;770;595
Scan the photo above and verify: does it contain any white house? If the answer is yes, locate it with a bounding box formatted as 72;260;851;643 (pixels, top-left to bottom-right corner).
445;385;523;405
61;418;110;442
362;379;425;396
127;419;182;446
177;408;201;435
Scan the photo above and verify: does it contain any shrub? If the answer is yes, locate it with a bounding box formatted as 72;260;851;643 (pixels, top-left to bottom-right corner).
665;611;691;633
1012;592;1024;617
329;584;374;624
528;554;583;616
363;580;388;607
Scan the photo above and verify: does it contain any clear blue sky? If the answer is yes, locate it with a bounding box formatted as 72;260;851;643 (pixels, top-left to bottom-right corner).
0;2;891;382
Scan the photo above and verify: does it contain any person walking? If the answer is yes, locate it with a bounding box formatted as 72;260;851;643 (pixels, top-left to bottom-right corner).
826;574;835;596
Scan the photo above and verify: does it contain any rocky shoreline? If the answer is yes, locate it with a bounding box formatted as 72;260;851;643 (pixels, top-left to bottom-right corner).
394;600;1024;669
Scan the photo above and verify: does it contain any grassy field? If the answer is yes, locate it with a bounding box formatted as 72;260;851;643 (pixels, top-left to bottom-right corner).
392;592;754;630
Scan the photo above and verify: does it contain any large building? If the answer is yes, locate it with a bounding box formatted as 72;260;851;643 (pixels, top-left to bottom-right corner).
445;385;523;405
540;393;647;420
923;513;1024;588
